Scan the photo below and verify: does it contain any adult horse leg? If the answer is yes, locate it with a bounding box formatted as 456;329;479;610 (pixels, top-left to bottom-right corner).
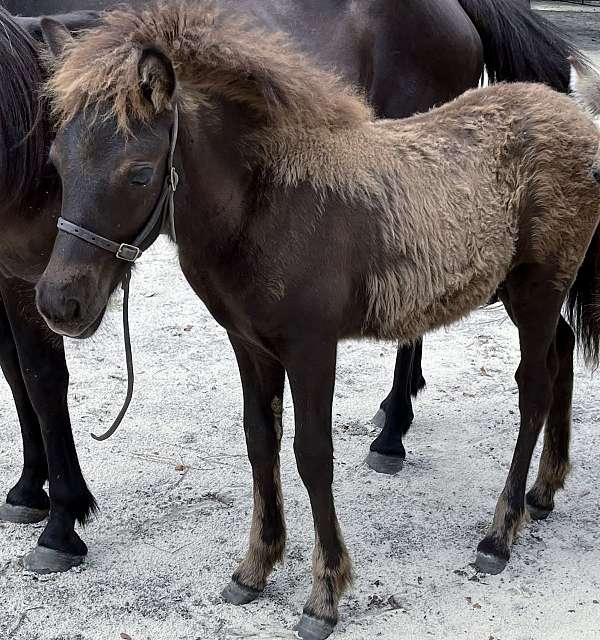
526;316;574;520
222;335;287;605
367;1;482;472
368;341;425;474
0;277;96;573
285;338;351;640
0;294;49;524
476;266;565;574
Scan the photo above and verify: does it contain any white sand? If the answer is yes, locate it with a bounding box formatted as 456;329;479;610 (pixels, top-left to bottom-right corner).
1;237;599;640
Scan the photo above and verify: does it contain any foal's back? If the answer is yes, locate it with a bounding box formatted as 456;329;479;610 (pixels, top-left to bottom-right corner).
324;82;600;341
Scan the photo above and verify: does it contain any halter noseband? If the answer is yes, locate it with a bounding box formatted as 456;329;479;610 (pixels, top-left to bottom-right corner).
55;106;180;442
57;105;180;263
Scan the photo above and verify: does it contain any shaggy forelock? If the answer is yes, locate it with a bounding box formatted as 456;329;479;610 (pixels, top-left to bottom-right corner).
46;0;372;133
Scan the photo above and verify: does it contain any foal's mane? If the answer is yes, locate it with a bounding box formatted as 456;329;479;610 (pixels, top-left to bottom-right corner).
0;7;50;209
47;0;372;133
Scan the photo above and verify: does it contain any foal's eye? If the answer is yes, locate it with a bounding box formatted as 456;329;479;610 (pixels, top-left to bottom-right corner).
129;167;154;187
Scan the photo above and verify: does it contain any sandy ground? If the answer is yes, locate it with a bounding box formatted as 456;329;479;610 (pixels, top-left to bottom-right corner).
2;5;600;640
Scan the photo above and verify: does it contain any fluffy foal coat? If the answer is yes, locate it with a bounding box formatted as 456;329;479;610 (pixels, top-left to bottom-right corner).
42;2;600;635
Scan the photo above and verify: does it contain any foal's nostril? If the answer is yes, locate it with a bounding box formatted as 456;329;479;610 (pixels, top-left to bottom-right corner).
64;298;81;323
593;167;600;183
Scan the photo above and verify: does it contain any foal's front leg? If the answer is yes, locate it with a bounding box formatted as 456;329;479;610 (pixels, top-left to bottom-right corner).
285;338;351;640
222;335;286;605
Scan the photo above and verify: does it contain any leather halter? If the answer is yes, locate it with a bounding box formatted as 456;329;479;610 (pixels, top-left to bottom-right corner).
57;105;179;264
55;106;180;441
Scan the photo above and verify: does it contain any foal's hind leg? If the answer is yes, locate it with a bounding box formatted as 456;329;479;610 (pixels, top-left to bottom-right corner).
222;335;286;605
526;316;574;520
476;267;565;574
0;294;49;524
369;340;425;474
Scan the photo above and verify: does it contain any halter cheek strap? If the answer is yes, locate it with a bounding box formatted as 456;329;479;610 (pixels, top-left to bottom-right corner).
55;106;180;441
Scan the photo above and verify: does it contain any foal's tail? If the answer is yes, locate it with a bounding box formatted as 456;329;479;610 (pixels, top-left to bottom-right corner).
567;224;600;369
456;0;579;93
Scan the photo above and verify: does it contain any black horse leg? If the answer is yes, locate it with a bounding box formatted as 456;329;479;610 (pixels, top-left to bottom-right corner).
0;278;96;573
0;294;50;524
368;340;425;474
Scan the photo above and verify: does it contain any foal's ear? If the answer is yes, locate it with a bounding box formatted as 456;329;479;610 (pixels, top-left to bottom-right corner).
138;48;176;113
40;17;74;59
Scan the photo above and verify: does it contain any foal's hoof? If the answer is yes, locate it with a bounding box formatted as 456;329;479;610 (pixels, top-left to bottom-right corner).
526;495;553;521
475;550;508;575
366;451;404;475
0;502;49;524
527;503;552;521
296;614;335;640
371;408;386;430
221;579;262;605
22;545;85;574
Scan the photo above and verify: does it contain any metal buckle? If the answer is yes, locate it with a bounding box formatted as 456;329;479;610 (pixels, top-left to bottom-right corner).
116;243;141;262
170;167;179;192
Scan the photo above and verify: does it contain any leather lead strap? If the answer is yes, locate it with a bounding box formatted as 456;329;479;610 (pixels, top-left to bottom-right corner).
91;271;134;441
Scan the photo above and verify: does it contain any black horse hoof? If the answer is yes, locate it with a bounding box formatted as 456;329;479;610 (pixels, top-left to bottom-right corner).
527;503;552;521
365;451;404;475
474;550;508;575
296;614;335;640
221;580;262;605
526;494;553;521
371;408;386;430
0;502;49;524
22;545;85;574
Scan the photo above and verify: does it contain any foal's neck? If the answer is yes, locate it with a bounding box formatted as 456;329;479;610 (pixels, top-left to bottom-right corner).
177;102;256;253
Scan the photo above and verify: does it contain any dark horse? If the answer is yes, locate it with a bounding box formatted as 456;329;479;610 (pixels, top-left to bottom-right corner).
35;3;600;638
0;0;575;575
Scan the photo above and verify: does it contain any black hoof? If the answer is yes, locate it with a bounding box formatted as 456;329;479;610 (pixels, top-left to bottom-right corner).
0;502;49;524
221;580;262;605
371;408;386;430
22;545;85;574
526;494;553;521
366;451;404;475
296;614;336;640
474;550;508;575
527;503;552;521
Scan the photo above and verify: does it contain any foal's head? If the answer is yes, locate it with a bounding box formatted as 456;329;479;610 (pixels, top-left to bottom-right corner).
36;19;178;338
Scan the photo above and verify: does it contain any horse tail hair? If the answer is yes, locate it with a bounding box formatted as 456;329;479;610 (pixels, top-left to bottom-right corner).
567;222;600;369
456;0;579;93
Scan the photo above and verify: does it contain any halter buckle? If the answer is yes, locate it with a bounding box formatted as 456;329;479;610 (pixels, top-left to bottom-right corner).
116;243;142;262
170;167;179;192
